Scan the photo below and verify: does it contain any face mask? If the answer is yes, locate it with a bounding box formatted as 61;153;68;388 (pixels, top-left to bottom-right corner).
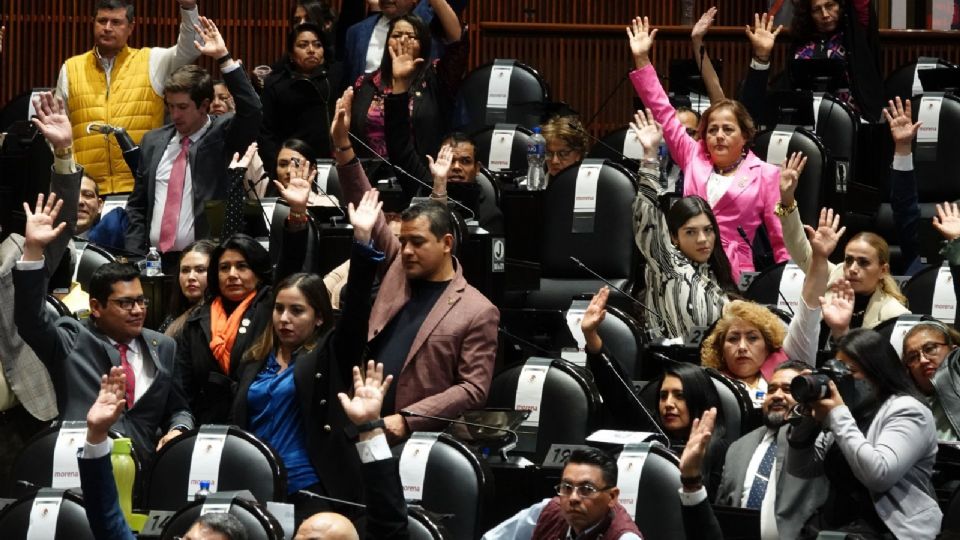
836;376;879;414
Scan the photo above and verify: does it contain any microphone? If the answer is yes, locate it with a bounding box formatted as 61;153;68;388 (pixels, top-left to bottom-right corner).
566;122;638;165
346;131;477;222
736;227;794;316
399;409;520;461
583;70;632;129
86;123;116;135
608;351;672;448
568;256;663;323
309;159;347;224
296;490;367;510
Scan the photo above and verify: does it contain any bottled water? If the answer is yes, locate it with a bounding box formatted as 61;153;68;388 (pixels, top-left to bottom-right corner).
145;247;161;277
526;126;546;191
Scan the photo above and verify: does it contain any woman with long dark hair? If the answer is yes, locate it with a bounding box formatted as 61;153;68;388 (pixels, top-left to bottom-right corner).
787;328;942;538
160;239;216;337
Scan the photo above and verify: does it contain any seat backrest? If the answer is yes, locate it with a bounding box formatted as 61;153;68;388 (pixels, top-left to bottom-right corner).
314;159;342;202
595;302;646;381
46;294;71;319
0;489;95;540
160;497;284;540
744;261;789;306
753;126;830;228
144;426;285;511
75;243;116;291
457;60;549;134
707;370;751;442
486;359;602;463
470;124;534;176
884;58;955;103
902;264;941;317
913;93;960;202
814;93;859;206
586;127;641;172
395;434;492;540
540;159;637;279
476;169;500;208
621;445;684;540
407;506;449;540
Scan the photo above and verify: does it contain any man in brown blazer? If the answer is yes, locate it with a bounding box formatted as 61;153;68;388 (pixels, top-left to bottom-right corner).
327;88;499;443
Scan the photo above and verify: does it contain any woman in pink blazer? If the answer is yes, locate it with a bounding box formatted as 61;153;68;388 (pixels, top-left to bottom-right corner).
626;16;790;282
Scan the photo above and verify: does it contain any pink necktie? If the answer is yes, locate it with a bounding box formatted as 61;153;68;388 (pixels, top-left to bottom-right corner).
115;343;136;408
158;137;191;252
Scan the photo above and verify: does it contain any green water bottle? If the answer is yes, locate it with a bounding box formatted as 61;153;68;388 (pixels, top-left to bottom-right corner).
111;438;148;531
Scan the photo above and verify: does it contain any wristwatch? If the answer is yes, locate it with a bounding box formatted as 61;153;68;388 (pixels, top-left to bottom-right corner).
54;145;73;159
355;418;386;433
774;200;798;217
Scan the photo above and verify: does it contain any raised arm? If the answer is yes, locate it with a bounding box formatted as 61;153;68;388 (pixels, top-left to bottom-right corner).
690;8;725;103
740;12;782;122
778;151;816;272
429;0;462;43
628;109;677;271
932;202;960;328
148;0;201;96
885;98;923;269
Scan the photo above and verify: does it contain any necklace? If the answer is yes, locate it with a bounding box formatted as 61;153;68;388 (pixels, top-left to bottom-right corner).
714;153;746;175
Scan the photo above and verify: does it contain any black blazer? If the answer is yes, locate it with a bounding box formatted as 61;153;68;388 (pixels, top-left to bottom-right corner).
125;66;263;254
229;243;378;503
13;267;194;461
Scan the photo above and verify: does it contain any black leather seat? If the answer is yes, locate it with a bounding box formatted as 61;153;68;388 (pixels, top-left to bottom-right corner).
470;124;534;178
486;358;602;463
912;93;960;202
457;60;550;134
743;260;789;306
476;168;500;208
0;488;95;539
75;243;115;292
753;125;830;229
581;296;646;381
884;58;955;103
394;433;493;540
144;426;285;511
618;445;684;540
814;93;859;209
518;159;638;311
407;506;449;540
160;495;284;540
586;127;642;172
902;264;946;317
46;294;72;319
707;369;755;440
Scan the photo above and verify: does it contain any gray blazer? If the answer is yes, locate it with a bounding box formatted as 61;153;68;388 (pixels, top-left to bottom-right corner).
0;165;81;421
786;396;943;539
13;267;194;459
716;426;828;539
125;66;262;254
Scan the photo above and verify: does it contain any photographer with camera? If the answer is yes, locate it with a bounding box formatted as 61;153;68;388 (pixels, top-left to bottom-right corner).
785;327;942;538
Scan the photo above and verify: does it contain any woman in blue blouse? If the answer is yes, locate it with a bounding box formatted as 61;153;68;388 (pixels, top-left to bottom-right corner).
230;189;384;525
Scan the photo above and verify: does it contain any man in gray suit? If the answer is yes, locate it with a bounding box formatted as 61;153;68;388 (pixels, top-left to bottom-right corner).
124;16;261;254
715;360;828;539
14;195;194;461
0;91;82;491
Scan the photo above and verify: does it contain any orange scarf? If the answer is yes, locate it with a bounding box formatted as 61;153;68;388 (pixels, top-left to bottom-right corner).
209;291;257;375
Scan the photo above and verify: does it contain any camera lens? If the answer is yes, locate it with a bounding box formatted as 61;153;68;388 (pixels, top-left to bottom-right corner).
791;373;831;403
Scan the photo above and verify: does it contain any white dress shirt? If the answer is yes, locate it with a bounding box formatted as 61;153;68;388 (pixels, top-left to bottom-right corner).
740;429;780;540
706;171;733;206
364;16;391;75
108;337;156;403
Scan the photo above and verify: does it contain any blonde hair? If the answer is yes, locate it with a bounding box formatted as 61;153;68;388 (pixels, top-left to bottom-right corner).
541;115;588;154
701;300;786;371
846;232;908;307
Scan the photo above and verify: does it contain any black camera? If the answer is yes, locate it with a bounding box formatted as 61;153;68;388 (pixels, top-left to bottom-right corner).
790;359;852;403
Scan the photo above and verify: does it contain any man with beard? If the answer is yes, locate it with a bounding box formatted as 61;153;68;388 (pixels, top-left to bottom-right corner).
715;360;828;539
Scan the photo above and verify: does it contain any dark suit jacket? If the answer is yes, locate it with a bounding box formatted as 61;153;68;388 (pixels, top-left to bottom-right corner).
230;243;377;503
14;268;194;460
681;497;723;540
715;426;828;539
338;159;499;432
78;453;136;540
0;165;81;421
125;66;263;254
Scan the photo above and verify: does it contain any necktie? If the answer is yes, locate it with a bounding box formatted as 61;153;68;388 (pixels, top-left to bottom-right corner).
158;136;191;252
116;343;136;408
745;438;777;509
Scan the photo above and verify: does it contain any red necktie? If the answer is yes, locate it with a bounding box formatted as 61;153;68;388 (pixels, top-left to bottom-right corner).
116;343;136;408
158;137;191;252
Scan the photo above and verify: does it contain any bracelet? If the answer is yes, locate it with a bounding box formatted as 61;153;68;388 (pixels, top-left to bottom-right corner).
355;418;385;433
53;145;74;159
753;55;771;64
335;145;352;153
639;158;660;169
430;190;447;199
286;210;308;224
680;474;702;487
774;200;798;217
217;53;233;66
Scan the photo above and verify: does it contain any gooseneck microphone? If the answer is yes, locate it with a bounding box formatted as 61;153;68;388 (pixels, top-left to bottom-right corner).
736;226;794;316
568;256;663;323
399;409;520;461
567;121;638;165
296;490;367;510
346;131;477;222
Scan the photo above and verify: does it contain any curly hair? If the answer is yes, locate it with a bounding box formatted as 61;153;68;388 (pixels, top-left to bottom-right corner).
541;115;589;155
701;300;786;371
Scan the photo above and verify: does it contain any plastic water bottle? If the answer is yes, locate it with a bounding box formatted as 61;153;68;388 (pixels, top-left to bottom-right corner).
526;126;546;191
145;247;161;277
111;438;137;527
195;480;211;501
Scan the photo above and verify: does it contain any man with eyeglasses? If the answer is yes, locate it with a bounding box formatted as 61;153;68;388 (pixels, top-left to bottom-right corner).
901;321;960;441
14;197;193;461
482;448;642;539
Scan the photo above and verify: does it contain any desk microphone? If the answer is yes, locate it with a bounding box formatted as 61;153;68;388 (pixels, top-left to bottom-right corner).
607;351;672;449
567;122;639;166
346;131;477;222
296;490;367;510
306;159;347;224
735;226;794;316
568;256;663;323
399;409;520;461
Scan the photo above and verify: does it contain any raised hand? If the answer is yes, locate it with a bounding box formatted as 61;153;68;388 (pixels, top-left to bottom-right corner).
31;92;73;151
745;12;783;62
779;151;807;207
274;157;315;214
428;144;454;184
629;108;663;159
882;97;921;155
934;201;960;242
193;16;229;59
347;189;383;244
691;7;717;43
337;360;393;426
228;142;258;170
389;35;425;93
86;367;126;445
820;278;854;337
22;193;66;261
804;207;846;259
678;408;717;488
627;16;658;68
581;286;609;353
331;88;353;150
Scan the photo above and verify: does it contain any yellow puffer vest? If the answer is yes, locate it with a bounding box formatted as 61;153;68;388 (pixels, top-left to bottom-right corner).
65;46;165;194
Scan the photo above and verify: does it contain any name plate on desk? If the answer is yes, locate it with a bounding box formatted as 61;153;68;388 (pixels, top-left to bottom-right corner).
542;444;592;468
140;510;177;537
685;326;708;347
